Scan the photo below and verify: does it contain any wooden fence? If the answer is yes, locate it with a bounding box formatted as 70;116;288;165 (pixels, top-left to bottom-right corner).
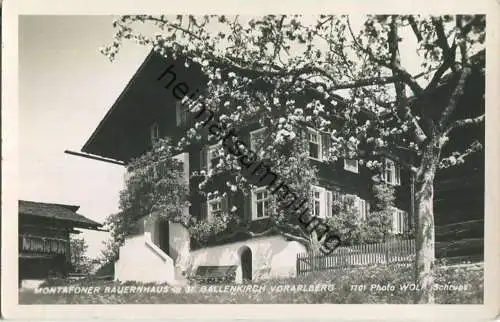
296;239;415;275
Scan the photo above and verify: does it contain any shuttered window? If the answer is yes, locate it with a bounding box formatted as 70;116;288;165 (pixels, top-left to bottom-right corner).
307;128;321;160
383;158;401;185
206;195;228;222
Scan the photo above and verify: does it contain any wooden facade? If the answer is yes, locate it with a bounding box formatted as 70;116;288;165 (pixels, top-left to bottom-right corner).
81;50;484;258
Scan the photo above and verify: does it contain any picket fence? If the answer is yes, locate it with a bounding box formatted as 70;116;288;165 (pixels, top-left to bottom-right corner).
296;238;416;275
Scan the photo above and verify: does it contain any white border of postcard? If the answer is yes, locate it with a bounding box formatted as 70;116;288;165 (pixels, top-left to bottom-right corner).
2;0;500;320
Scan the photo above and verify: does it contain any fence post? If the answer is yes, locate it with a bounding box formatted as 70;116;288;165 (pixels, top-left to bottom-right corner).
296;253;299;276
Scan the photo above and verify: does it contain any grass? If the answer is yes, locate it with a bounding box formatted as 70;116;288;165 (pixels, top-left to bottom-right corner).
19;262;483;304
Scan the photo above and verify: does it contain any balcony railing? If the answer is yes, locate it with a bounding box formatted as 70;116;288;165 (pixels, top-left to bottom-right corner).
19;234;69;255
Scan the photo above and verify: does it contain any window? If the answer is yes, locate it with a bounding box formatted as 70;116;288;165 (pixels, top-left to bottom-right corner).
307;128;322;160
383;158;401;185
252;187;272;220
344;159;359;173
207;143;222;170
391;207;408;234
150;122;160;144
176;101;189;126
207;198;223;221
338;193;368;220
310;185;326;218
250;127;267;151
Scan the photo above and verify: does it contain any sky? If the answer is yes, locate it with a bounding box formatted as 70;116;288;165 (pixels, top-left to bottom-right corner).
19;15;151;258
18;15;426;259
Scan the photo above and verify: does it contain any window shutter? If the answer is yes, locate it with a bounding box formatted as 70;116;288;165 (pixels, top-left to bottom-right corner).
243;193;252;222
222;195;229;213
200;147;207;171
176;101;181;126
321;133;331;161
200;201;208;221
356;197;362;219
395;164;401;185
326;190;333;218
382;158;388;182
391;208;398;233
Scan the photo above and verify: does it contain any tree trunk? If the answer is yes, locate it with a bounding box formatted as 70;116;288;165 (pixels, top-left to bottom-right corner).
413;142;440;304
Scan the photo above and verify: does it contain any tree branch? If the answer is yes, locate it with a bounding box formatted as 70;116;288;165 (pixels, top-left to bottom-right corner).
407;16;423;42
388;16;427;144
456;16;469;65
346;16;424;96
445;113;485;134
438;66;472;132
438;140;483;169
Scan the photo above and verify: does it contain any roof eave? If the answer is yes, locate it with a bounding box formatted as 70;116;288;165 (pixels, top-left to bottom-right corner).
81;48;156;155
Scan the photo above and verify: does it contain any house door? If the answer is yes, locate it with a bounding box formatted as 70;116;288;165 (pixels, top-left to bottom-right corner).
158;218;170;256
240;247;252;281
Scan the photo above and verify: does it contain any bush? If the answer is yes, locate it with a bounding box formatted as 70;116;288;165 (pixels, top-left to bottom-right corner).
20;263;483;304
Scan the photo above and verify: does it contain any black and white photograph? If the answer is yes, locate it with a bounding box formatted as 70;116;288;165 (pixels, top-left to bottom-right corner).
2;1;500;319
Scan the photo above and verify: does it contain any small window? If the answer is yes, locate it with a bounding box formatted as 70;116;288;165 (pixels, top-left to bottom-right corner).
252;187;272;220
307;128;322;160
383;158;401;185
150;123;160;144
207;143;223;170
176;101;189;126
250;127;267;151
344;159;359;173
207;198;223;221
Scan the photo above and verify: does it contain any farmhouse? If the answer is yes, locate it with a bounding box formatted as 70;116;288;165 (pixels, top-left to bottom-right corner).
18;200;103;286
79;50;484;285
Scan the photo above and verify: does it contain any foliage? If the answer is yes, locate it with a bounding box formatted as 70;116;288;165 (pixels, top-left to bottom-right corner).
362;182;397;242
20;262;483;304
99;137;190;263
100;14;485;302
69;236;92;274
188;210;236;243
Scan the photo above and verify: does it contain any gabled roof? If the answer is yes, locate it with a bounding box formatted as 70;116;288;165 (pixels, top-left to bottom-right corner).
19;200;103;230
81;49;207;162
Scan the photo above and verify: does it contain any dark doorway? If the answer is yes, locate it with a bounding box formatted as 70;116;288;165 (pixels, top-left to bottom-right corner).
240;247;252;281
158;218;170;256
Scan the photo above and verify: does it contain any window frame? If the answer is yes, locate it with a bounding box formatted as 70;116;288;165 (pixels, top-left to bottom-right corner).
249;127;268;151
207;197;223;222
306;127;322;161
251;187;272;220
207;143;223;171
310;185;326;218
344;159;359;173
383;158;401;186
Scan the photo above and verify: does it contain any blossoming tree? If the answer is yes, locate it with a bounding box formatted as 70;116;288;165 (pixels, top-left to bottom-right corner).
102;14;485;303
